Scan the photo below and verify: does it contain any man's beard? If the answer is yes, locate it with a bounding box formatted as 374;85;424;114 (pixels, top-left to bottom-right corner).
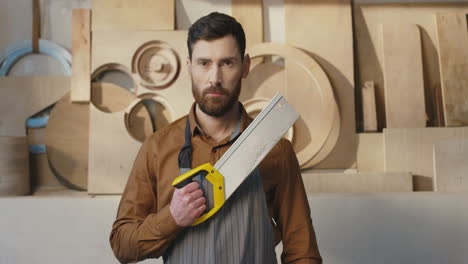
192;79;241;117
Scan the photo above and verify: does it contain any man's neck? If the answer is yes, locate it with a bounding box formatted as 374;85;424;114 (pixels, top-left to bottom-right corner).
195;103;241;143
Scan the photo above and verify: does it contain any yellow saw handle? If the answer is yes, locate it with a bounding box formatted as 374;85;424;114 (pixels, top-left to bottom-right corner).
171;163;225;226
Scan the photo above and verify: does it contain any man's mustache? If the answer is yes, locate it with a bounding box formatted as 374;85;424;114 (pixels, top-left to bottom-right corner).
202;85;229;96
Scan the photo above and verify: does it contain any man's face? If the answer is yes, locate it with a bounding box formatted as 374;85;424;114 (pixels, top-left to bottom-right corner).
187;35;250;117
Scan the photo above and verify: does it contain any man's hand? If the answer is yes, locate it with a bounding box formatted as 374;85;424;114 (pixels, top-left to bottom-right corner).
170;182;206;227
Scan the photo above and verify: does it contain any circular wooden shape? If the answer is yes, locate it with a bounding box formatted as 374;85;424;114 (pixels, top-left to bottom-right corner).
132;41;180;89
301;104;341;168
125;94;173;142
91;63;137;113
246;43;339;166
45;92;89;190
0;136;29;196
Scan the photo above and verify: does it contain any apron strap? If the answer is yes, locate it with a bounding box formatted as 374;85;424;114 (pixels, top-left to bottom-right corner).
178;117;192;174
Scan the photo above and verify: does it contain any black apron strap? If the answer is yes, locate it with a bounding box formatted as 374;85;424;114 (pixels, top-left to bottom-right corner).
178;117;192;174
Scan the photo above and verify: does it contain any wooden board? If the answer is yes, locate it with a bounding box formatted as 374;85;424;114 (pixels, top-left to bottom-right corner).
362;81;378;132
88;103;141;194
384;127;468;191
88;83;165;194
92;4;175;31
356;133;384;173
70;9;91;103
381;23;426;128
92;30;191;121
244;44;339;167
93;0;169;8
434;138;468;192
354;4;468;129
0;77;70;137
45;92;89;191
27;127;63;189
435;12;468;127
232;0;263;55
302;170;412;193
0;136;29;196
285;0;356;169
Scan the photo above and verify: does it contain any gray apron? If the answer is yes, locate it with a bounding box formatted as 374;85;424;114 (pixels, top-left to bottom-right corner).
163;117;277;264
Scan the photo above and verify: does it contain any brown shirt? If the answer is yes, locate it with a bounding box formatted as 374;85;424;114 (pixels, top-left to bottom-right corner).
110;103;322;264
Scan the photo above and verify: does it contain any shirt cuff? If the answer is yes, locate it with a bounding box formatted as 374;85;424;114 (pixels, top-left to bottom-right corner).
153;205;185;237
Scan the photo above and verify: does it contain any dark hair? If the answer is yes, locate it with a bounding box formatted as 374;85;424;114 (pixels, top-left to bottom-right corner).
187;12;246;60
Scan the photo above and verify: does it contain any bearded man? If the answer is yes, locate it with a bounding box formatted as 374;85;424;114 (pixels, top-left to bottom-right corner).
110;12;322;264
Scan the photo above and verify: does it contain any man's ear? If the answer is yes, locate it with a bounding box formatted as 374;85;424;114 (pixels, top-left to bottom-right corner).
242;54;251;79
186;57;192;76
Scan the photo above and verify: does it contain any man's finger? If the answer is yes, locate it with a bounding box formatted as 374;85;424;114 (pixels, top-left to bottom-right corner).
191;196;206;209
183;181;201;193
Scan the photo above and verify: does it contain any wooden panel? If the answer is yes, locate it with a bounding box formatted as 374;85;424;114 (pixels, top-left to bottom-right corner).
71;9;91;103
46;93;89;191
357;133;384;173
0;136;29;196
92;6;174;31
354;4;468;129
0;77;70;137
302;170;412;193
232;0;263;52
435;12;468;127
434;138;468;192
381;24;426;128
93;0;168;8
88;103;141;194
27;128;63;189
285;0;356;169
384;127;468;191
92;30;192;121
362;81;378;132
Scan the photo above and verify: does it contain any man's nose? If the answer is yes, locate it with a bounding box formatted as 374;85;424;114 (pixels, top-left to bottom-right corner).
208;65;222;86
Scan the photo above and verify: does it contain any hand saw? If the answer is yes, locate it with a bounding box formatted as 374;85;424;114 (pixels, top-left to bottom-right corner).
172;93;299;226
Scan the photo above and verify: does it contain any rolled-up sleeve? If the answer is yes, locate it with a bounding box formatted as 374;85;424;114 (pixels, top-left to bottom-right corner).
109;137;184;263
272;140;322;264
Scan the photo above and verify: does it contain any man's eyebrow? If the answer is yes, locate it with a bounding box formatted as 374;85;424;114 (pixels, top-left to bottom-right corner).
220;57;237;61
195;57;211;61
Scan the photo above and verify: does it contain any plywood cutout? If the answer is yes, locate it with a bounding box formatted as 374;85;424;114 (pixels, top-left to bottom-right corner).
70;9;91;103
45;92;89;191
285;0;356;169
384;127;468;191
244;43;340;167
0;77;70;137
92;0;175;31
435;12;468;127
92;30;191;121
302;170;412;193
382;23;426;128
88;84;171;193
91;82;136;113
434;138;468;192
232;0;263;64
362;81;378;132
356;133;384;173
354;4;468;129
27;127;63;189
0;136;29;196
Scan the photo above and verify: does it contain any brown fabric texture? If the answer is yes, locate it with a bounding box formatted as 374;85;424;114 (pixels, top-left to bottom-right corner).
110;103;322;264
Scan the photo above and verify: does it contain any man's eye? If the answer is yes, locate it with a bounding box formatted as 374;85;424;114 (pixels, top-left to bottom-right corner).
199;61;208;66
223;60;233;66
